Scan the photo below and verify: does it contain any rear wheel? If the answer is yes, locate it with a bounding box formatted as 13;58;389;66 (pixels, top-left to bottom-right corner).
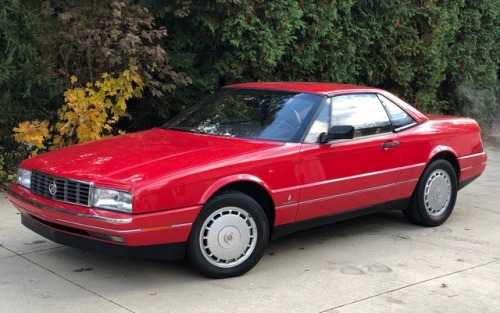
403;160;458;227
187;191;269;278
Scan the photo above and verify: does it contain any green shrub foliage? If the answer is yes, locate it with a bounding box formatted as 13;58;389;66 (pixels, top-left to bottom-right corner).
0;0;62;141
157;0;499;128
0;0;62;176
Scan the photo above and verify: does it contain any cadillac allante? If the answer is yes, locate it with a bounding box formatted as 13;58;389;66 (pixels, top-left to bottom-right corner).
8;82;487;278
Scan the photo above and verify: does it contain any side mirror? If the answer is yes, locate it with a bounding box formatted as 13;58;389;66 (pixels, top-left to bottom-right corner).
319;125;355;144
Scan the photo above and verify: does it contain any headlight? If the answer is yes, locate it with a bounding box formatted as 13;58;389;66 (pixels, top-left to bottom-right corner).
91;188;133;213
17;168;32;189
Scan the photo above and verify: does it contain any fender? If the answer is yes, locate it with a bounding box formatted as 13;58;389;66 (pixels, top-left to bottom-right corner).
428;145;458;162
200;174;274;204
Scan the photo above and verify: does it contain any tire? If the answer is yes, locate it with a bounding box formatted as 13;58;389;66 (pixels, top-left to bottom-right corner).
403;159;458;227
187;190;269;278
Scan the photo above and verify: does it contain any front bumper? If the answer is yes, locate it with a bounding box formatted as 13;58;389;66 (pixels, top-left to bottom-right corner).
7;185;201;260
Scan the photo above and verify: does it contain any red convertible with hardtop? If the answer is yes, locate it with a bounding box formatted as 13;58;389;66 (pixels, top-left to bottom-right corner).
8;82;487;278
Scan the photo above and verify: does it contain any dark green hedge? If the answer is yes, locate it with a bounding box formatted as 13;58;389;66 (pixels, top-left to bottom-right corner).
0;0;61;179
158;0;499;128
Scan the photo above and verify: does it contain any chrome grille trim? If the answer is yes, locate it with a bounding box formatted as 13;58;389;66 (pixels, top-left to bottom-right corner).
30;171;91;206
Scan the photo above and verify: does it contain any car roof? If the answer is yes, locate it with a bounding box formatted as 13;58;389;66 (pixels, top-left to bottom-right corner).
223;82;382;96
223;82;429;124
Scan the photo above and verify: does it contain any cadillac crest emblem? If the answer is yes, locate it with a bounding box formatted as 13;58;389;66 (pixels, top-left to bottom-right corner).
48;182;57;196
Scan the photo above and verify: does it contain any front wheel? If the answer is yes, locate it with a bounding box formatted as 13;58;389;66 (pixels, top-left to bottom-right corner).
187;191;269;278
403;159;458;227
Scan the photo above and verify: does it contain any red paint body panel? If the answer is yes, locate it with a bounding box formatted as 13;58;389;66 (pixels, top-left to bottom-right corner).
20;129;283;190
7;82;487;259
296;133;401;220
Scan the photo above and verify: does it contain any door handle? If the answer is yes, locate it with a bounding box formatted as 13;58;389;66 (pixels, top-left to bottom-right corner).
382;141;400;150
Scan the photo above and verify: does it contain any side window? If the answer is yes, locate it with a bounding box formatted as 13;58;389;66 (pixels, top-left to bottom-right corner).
377;95;416;130
331;94;392;137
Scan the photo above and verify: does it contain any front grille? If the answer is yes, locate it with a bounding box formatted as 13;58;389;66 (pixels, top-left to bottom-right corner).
30;171;91;206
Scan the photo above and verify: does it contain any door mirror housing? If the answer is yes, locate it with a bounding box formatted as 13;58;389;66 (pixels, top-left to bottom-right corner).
319;125;355;144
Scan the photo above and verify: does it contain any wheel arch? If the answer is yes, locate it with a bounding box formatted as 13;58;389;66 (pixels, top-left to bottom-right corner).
200;176;276;237
428;146;460;183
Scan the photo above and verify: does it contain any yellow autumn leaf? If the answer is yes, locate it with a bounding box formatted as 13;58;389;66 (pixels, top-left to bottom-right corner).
15;66;144;152
13;120;50;149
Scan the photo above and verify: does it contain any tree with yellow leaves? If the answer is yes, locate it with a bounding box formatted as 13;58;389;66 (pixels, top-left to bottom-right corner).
14;65;144;154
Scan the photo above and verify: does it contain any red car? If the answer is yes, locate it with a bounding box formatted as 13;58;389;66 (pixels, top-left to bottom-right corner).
8;82;487;278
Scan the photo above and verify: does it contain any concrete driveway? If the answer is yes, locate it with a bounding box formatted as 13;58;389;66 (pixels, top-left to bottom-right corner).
1;144;499;313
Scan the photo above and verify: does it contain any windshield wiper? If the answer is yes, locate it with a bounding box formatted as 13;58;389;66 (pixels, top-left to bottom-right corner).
166;126;209;135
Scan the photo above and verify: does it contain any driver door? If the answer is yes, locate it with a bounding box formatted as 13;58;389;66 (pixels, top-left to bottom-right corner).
296;93;402;221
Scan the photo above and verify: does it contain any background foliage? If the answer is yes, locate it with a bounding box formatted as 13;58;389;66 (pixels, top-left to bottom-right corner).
156;0;498;118
13;65;144;154
1;0;499;185
1;0;62;184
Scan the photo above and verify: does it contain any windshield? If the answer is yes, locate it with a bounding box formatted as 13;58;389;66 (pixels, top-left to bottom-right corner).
164;88;324;142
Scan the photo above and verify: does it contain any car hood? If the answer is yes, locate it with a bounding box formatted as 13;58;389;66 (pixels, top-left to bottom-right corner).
22;128;284;189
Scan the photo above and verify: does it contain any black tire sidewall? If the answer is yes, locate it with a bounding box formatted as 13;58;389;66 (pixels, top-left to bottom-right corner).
412;160;458;226
187;191;269;278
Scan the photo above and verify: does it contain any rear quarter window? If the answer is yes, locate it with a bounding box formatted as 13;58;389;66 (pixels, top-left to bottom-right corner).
378;95;416;131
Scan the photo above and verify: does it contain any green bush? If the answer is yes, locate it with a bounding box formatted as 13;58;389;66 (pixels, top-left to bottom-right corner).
0;0;62;181
157;0;499;129
446;1;500;130
0;153;4;181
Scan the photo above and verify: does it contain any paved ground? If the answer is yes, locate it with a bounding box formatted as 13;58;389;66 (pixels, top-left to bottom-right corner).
1;144;498;313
